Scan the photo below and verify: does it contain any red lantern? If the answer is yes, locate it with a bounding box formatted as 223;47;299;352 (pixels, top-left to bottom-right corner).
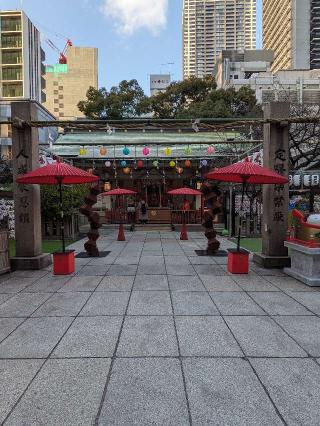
185;160;191;168
137;160;143;169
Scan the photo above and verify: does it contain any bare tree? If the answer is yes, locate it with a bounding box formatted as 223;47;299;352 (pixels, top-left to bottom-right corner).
289;103;320;171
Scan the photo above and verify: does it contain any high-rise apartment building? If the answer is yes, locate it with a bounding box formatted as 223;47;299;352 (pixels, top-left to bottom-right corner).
43;46;98;120
263;0;313;72
183;0;256;79
0;10;45;101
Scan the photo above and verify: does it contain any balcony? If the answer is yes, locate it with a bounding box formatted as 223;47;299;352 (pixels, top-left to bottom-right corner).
1;82;23;98
0;17;22;32
1;66;23;81
1;34;22;48
1;50;22;65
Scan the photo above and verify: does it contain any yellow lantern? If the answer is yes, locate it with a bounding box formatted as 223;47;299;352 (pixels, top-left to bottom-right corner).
100;147;107;156
165;147;172;156
79;147;87;156
169;160;176;168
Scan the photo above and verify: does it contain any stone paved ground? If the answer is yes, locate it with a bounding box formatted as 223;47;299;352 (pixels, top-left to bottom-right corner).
1;231;320;425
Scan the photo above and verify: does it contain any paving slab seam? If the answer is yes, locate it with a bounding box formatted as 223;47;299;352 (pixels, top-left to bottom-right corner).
247;358;288;425
0;355;318;361
1;295;96;424
179;239;290;425
165;246;193;426
0;290;67;346
93;233;147;426
262;277;320;317
237;290;319;358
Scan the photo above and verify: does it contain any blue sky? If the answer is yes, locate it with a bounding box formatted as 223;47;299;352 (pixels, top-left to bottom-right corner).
1;0;262;94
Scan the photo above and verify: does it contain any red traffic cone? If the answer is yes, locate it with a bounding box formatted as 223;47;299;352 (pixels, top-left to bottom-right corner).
118;223;125;241
180;223;188;240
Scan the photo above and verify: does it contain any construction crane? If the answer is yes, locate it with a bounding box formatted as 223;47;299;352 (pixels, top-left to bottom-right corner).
45;38;73;64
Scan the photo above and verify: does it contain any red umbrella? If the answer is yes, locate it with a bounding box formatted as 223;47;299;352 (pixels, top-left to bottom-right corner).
206;160;288;252
167;187;202;240
100;188;137;196
100;188;137;241
16;160;99;185
206;161;288;185
16;159;99;252
167;187;202;196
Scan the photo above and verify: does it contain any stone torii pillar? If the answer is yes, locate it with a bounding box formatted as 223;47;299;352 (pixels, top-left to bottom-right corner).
10;101;52;270
253;102;291;268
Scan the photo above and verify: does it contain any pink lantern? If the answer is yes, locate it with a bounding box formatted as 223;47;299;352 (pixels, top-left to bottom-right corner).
207;146;215;155
142;147;150;156
137;160;144;169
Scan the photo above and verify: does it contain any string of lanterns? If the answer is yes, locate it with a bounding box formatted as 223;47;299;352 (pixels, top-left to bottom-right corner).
82;144;216;176
80;145;216;157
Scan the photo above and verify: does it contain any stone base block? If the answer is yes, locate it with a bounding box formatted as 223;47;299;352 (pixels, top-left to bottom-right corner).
253;253;291;269
10;253;52;271
284;267;320;287
283;241;320;287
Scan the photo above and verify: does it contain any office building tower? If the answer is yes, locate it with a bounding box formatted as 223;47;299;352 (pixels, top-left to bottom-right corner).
43;46;98;120
311;0;320;69
183;0;256;79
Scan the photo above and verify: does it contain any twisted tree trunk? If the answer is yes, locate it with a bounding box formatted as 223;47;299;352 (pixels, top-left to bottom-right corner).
201;183;222;253
79;183;102;257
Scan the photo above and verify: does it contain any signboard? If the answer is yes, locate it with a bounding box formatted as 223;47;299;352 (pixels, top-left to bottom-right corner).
150;74;171;96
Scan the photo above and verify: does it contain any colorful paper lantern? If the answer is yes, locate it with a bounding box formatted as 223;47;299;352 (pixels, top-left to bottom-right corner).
169;160;176;168
142;147;150;156
123;147;130;156
164;147;171;156
137;160;144;169
185;146;192;155
201;159;208;167
185;160;191;168
153;160;159;168
123;167;131;175
176;167;183;175
105;160;111;167
87;168;93;174
207;146;215;155
79;147;87;156
120;160;127;167
100;147;107;156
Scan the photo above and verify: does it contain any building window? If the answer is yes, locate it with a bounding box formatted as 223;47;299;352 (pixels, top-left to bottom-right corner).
58;95;63;99
54;90;58;95
53;81;58;86
59;104;64;108
58;86;63;90
54;108;59;113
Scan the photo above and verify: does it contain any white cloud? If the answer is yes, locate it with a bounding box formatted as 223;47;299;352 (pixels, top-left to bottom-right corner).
101;0;168;35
